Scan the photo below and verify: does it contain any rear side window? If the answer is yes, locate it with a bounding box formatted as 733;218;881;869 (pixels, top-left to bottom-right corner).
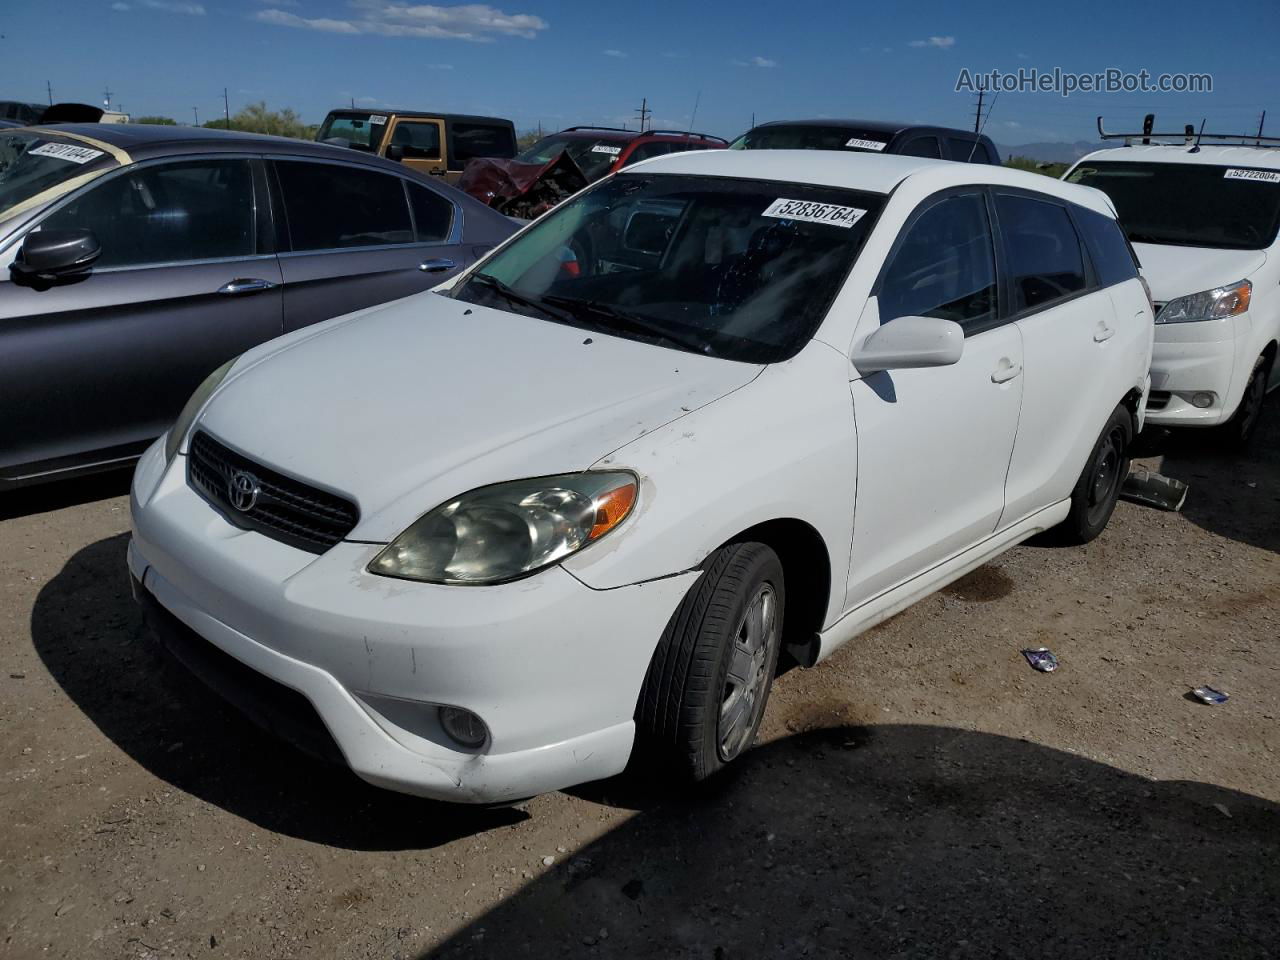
449;122;516;168
390;121;442;160
996;194;1088;311
879;193;998;331
408;182;453;242
899;137;941;159
1075;206;1140;288
947;137;990;163
41;158;255;269
275;161;413;251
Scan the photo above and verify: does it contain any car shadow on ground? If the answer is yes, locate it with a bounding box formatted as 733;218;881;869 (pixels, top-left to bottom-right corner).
30;533;525;851
1132;392;1280;554
0;467;133;521
426;725;1280;960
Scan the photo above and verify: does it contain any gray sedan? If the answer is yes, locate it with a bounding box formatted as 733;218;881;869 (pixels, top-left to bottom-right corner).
0;124;518;490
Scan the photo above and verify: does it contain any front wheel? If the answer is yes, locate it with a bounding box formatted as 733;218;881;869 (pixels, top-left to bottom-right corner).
635;542;785;782
1214;355;1270;451
1051;404;1133;545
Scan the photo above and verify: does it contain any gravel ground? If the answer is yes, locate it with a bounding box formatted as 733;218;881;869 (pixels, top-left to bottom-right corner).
1;402;1277;960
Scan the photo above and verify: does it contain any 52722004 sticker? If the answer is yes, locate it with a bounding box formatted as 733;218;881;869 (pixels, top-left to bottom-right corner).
1224;168;1280;184
761;198;868;228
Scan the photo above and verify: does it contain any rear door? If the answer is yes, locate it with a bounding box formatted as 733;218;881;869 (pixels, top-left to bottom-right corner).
270;158;469;333
0;155;281;482
998;192;1139;523
846;190;1024;609
445;120;516;184
385;118;447;178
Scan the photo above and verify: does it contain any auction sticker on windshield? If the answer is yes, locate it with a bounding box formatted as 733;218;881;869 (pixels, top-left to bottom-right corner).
591;145;622;155
762;198;868;228
28;142;105;165
1224;168;1280;183
368;115;388;125
845;138;887;151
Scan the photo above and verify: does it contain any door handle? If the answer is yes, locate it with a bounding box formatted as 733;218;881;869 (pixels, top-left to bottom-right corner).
429;169;446;177
217;278;276;295
1094;322;1116;343
419;258;457;273
991;358;1023;384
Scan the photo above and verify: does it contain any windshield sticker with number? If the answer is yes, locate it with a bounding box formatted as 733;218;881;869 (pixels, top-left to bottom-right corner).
591;145;622;155
1224;168;1280;184
762;198;868;228
368;115;388;125
28;142;105;165
845;138;887;151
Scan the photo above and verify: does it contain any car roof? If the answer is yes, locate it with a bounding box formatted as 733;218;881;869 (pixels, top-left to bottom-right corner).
752;118;992;141
1073;143;1280;171
630;149;1116;215
322;109;512;126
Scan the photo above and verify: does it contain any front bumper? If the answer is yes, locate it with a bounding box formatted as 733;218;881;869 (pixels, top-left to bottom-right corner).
128;440;698;803
1145;314;1242;426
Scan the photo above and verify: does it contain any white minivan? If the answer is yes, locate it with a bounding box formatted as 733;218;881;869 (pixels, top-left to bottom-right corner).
129;150;1153;803
1067;139;1280;445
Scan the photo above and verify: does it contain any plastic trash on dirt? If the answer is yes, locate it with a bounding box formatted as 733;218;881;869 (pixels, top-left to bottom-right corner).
1120;468;1189;512
1021;648;1059;672
1191;686;1229;704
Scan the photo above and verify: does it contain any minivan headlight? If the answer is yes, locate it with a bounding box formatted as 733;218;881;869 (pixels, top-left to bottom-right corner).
1156;279;1251;324
369;472;638;584
164;358;236;462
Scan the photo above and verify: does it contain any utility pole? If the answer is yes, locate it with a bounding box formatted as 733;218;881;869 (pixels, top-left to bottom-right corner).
193;106;199;126
103;86;113;109
972;81;986;134
634;97;651;133
224;88;231;129
46;80;53;105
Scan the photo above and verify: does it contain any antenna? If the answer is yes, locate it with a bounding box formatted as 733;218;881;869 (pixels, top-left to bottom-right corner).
1190;118;1206;153
972;81;986;134
223;87;231;129
46;80;53;106
688;89;701;134
1258;111;1267;145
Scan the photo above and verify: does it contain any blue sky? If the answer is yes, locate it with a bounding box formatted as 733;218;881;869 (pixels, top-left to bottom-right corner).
4;0;1278;143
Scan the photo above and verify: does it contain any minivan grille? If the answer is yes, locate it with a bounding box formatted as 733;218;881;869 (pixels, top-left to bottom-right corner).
187;431;359;554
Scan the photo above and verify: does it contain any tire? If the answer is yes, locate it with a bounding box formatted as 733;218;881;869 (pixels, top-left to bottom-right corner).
635;542;785;782
1214;354;1271;452
1050;404;1133;546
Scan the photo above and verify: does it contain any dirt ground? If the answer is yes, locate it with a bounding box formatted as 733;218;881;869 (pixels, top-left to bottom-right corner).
2;402;1278;960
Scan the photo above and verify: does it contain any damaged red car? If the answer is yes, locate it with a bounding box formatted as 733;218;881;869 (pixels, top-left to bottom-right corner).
458;126;727;219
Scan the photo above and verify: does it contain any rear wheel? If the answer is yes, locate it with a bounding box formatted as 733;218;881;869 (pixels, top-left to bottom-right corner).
1051;404;1133;545
635;542;785;782
1214;355;1270;451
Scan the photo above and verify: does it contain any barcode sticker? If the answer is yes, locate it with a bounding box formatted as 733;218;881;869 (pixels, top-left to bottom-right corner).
762;198;868;228
845;138;887;151
28;142;105;165
368;114;388;125
1224;168;1280;183
591;145;622;155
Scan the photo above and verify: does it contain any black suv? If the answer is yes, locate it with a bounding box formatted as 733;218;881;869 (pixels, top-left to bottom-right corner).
731;119;1000;164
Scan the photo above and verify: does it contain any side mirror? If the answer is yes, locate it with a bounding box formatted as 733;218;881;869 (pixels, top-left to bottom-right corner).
852;315;964;374
11;228;101;287
385;144;405;162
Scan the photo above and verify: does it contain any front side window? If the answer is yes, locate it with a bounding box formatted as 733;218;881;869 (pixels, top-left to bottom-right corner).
450;122;516;166
454;174;884;363
275;161;412;251
315;113;387;152
621;142;673;168
390;121;442;160
1067;160;1280;250
879;193;997;331
40;158;254;268
997;194;1088;312
0;132;120;220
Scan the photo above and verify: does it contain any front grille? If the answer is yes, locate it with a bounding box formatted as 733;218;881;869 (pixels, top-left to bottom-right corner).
1147;390;1171;411
188;431;359;554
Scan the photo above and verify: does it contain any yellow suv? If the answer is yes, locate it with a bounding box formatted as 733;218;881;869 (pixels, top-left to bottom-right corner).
316;110;517;184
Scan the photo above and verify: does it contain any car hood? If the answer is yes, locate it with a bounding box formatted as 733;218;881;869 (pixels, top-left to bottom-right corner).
1134;242;1268;302
197;292;762;542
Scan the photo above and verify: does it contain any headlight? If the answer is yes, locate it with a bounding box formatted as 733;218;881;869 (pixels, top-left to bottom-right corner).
163;358;236;462
369;472;638;584
1156;279;1251;324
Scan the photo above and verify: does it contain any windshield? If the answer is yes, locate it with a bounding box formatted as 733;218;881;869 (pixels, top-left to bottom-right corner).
0;132;119;220
516;134;631;180
1067;160;1280;250
730;125;892;154
316;112;389;152
454;173;883;363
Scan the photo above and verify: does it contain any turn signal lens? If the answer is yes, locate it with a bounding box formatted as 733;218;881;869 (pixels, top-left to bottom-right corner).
590;482;637;539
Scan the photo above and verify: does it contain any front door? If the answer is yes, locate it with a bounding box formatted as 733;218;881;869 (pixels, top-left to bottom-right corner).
0;156;281;483
845;190;1023;610
384;118;446;179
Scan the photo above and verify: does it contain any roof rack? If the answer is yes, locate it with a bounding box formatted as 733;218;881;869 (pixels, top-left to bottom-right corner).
562;125;633;133
1097;115;1280;148
645;130;729;144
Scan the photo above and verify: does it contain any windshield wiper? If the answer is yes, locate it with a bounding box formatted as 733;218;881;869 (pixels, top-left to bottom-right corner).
463;273;575;324
541;295;713;355
1126;232;1202;247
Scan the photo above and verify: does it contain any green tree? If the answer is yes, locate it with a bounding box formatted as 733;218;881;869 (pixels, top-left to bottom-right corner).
135;115;177;125
516;129;544;151
1004;155;1069;178
204;102;317;140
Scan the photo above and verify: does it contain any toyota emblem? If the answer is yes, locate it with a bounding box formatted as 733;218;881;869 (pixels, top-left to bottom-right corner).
227;470;261;512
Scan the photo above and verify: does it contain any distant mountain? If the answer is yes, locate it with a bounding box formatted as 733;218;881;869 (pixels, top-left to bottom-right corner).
996;141;1106;164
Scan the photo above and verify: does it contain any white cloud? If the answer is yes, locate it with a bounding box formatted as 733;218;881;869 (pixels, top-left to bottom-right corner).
140;0;206;13
908;35;955;49
254;1;548;41
602;48;626;58
732;55;777;68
